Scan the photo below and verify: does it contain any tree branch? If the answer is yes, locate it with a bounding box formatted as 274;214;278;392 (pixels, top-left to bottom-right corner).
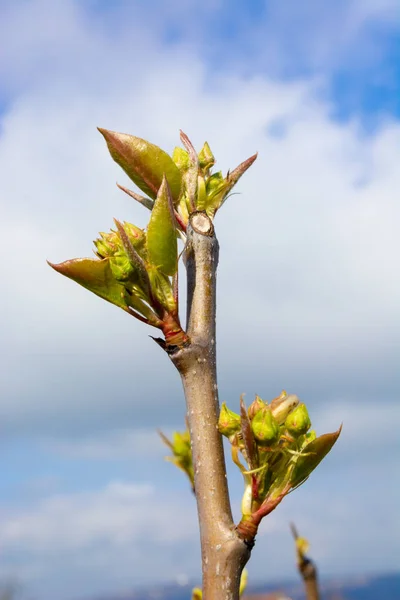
171;212;250;599
290;523;320;600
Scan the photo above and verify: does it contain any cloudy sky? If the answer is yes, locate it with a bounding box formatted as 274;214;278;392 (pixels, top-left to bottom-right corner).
0;0;399;598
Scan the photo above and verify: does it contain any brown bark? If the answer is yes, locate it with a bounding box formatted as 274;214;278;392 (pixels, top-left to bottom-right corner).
170;212;250;599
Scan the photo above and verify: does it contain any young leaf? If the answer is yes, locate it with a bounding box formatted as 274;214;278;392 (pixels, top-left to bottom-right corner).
48;257;129;311
147;176;178;276
98;128;182;204
290;426;342;489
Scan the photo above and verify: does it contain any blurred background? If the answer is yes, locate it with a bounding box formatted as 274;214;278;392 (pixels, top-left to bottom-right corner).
0;1;399;598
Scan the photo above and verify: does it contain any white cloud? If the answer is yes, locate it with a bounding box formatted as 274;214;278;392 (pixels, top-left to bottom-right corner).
0;481;199;597
0;2;399;596
0;0;398;436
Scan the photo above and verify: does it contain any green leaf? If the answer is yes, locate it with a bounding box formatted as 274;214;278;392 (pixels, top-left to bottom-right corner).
98;128;182;205
290;426;342;489
146;176;178;276
147;265;177;313
48;257;129;311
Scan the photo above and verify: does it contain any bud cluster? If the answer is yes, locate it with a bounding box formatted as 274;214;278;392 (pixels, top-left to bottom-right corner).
219;392;340;528
49;129;256;348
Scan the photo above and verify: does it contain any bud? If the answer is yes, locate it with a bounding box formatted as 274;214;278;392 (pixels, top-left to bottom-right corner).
172;431;191;457
93;231;120;258
218;402;241;437
285;403;311;437
109;249;136;283
172;146;190;171
122;222;146;252
198;141;215;172
251;407;280;447
270;392;299;424
248;394;266;420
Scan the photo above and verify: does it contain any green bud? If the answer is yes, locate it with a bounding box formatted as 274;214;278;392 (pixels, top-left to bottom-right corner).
172;146;190;171
122;222;146;254
93;231;120;258
251;407;280;447
270;392;299;425
248;394;266;420
198;141;215;172
172;431;191;457
285;403;311;437
218;402;241;437
109;249;136;283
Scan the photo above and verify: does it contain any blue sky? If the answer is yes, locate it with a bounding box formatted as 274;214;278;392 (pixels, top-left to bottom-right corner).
0;1;399;598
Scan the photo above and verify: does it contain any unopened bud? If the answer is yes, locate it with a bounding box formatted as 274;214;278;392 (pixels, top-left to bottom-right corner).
198;141;215;172
218;403;241;437
285;403;311;436
248;394;266;420
251;407;280;447
172;146;190;171
122;222;146;250
270;392;299;424
172;431;191;457
109;250;136;282
93;231;120;258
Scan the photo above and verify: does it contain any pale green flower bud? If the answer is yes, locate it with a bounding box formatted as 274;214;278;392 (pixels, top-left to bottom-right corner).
172;146;190;171
218;402;241;437
251;407;280;447
93;231;120;258
198;141;215;172
285;403;311;437
172;431;191;457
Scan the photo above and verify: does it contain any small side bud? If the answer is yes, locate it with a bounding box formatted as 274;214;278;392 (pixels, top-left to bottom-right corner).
285;403;311;437
172;431;191;456
270;392;299;424
218;402;241;437
251;407;280;447
172;146;190;171
198;141;215;172
248;394;266;420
